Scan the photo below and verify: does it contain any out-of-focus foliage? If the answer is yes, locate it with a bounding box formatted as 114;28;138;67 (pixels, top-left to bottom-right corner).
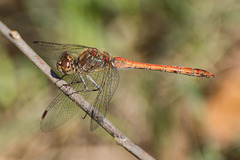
0;0;240;159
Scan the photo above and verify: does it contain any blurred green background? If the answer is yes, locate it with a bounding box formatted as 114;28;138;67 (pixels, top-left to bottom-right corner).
0;0;240;159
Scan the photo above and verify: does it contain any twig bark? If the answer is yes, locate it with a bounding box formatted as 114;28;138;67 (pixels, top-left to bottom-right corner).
0;21;155;160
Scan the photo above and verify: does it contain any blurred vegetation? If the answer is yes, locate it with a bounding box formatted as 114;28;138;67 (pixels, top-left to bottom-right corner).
0;0;240;159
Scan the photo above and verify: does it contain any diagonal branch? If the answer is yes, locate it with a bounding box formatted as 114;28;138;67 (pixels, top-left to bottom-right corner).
0;21;155;160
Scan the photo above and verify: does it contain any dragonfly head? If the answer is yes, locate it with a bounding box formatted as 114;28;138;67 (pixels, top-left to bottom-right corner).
57;52;75;75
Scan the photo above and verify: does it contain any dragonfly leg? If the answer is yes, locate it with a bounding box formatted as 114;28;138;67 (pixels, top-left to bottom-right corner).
56;75;68;87
61;75;79;87
82;113;88;119
79;74;88;91
73;74;99;93
62;74;85;88
82;75;101;119
86;74;101;92
60;75;66;79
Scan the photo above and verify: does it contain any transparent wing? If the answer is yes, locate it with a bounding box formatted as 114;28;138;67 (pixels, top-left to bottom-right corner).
89;63;119;131
33;41;89;50
41;75;82;132
40;72;103;132
32;41;90;59
40;91;79;132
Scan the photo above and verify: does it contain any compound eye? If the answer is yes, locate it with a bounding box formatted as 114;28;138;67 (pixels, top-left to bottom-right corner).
66;61;70;68
63;58;70;68
57;52;75;75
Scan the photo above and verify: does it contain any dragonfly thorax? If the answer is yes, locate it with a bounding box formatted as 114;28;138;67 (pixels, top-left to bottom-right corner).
76;48;111;73
56;52;76;75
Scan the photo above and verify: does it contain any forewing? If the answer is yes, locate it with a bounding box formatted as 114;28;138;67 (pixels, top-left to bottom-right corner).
32;41;90;59
89;64;119;131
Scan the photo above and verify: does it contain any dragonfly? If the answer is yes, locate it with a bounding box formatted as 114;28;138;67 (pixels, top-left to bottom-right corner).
33;41;215;132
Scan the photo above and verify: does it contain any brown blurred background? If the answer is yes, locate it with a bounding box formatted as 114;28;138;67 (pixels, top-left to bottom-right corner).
0;0;240;159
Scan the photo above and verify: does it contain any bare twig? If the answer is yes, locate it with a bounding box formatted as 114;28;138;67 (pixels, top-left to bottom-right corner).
0;21;155;160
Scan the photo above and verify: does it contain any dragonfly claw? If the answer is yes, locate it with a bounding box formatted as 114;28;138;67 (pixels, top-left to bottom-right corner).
82;113;88;119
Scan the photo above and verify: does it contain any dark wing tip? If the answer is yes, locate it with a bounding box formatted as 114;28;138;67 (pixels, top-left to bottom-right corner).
41;110;48;119
32;41;40;44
